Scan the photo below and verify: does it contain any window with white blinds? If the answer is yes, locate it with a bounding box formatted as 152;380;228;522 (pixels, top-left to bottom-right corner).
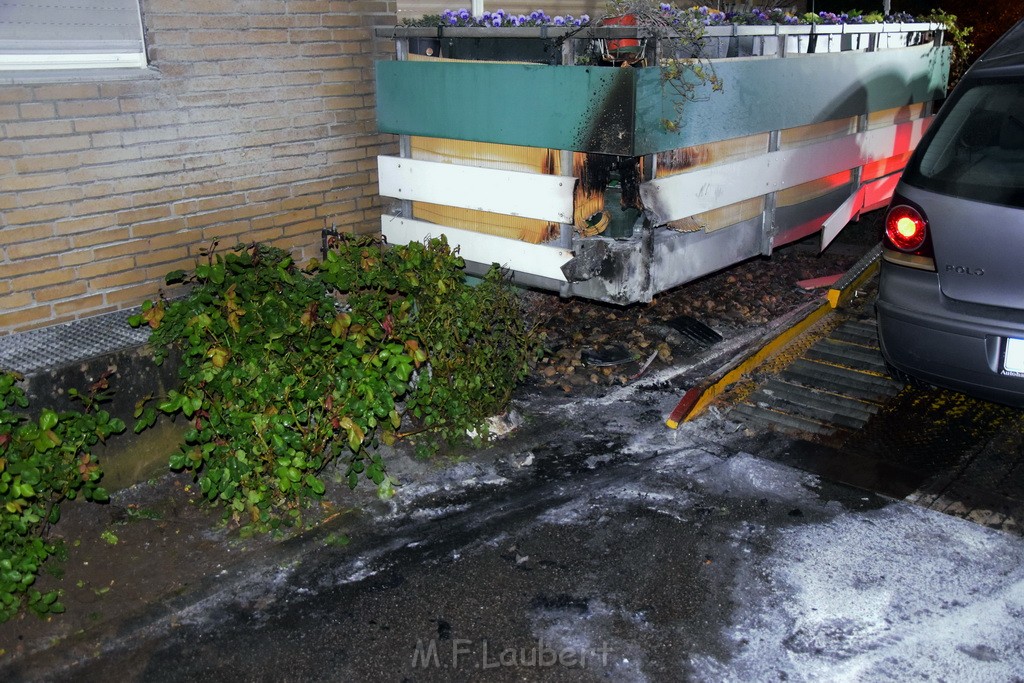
0;0;147;71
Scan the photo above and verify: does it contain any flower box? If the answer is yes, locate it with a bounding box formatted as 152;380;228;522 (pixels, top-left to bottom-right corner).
374;21;949;304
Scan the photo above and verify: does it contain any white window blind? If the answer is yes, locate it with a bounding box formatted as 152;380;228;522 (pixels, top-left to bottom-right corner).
0;0;146;70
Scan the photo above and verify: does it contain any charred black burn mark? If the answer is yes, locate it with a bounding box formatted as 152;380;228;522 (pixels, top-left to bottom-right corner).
578;154;643;211
436;619;453;640
528;434;628;482
575;68;636;156
542;149;556;176
578;152;615;196
529;593;590;613
658;146;710;174
618;157;643;210
561;240;609;282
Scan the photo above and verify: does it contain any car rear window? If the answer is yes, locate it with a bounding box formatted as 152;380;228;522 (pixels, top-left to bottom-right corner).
902;78;1024;208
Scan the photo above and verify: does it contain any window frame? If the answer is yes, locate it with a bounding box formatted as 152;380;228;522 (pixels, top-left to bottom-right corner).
0;0;147;73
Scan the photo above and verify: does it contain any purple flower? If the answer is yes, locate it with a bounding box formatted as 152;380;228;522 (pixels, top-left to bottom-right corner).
580;14;590;24
553;15;564;26
492;16;502;26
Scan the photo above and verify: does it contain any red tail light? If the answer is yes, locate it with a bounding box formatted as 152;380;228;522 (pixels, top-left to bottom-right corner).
885;205;927;252
882;198;935;271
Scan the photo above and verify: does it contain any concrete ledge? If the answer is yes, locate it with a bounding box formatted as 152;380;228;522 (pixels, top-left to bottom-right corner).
0;307;184;490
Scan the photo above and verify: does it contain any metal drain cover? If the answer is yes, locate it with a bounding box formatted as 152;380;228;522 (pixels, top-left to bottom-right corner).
662;315;723;347
581;344;633;367
0;307;149;376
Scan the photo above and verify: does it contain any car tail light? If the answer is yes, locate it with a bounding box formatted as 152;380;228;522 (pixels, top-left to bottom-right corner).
882;199;935;271
885;205;927;251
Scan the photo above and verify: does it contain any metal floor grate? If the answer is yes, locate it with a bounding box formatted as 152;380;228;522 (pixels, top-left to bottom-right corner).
0;307;148;375
729;317;902;437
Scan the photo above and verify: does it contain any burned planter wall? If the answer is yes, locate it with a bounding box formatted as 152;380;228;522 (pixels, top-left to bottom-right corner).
375;24;950;305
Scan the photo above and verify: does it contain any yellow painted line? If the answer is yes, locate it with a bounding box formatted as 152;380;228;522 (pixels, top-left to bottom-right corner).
667;246;881;428
827;259;879;308
678;301;833;424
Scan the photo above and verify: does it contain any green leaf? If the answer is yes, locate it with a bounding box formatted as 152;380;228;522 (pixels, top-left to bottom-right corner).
158;393;182;413
38;409;58;431
33;430;60;452
377;476;396;500
305;474;325;496
134;407;157;433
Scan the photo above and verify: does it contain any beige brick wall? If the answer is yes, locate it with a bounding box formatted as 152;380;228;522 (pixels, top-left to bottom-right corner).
0;0;398;335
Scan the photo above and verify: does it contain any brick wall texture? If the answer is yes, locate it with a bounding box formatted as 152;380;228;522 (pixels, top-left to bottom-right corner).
0;0;397;335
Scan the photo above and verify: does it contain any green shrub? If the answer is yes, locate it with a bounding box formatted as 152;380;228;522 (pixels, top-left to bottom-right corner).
133;237;538;532
925;9;973;89
0;372;123;622
318;235;537;454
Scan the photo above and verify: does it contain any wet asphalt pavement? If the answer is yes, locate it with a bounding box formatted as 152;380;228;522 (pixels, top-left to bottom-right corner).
10;337;1024;682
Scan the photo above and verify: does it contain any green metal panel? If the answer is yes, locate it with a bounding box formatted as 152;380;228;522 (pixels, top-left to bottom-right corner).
633;43;951;154
375;43;950;156
375;60;638;155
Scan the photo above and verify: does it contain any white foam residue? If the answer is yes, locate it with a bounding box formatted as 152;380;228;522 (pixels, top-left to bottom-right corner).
408;502;472;521
537;497;594;525
339;558;381;585
690;504;1024;680
532;599;650;682
392;481;441;504
694;452;820;503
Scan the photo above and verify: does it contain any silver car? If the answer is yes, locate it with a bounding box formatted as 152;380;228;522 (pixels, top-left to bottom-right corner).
876;17;1024;406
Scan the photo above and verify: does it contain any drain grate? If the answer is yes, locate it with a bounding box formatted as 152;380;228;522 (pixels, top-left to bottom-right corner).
0;307;148;375
729;316;902;436
662;315;723;346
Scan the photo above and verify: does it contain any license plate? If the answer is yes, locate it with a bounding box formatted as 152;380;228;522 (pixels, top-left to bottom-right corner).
1005;338;1024;373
